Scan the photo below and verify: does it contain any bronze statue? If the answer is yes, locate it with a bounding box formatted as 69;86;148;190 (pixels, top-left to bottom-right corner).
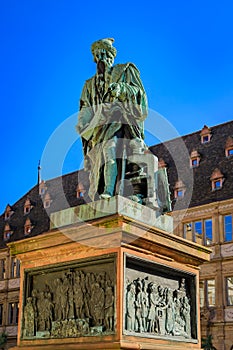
76;38;148;201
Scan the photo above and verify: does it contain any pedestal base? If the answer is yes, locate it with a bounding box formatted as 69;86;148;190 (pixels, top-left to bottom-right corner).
9;197;210;350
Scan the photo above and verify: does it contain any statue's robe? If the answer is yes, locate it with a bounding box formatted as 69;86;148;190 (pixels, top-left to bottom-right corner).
76;63;148;200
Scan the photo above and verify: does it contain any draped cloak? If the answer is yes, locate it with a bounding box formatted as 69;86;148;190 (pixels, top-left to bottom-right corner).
76;63;148;200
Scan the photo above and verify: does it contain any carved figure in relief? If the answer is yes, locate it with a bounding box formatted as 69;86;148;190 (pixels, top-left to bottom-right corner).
126;283;136;331
104;279;114;331
165;288;175;335
31;289;38;332
135;279;148;332
125;276;192;339
91;281;105;326
73;273;84;319
63;272;75;319
147;283;159;333
23;297;35;337
181;296;191;337
54;278;63;321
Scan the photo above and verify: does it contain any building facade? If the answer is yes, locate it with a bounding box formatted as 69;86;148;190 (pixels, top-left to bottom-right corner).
0;120;233;349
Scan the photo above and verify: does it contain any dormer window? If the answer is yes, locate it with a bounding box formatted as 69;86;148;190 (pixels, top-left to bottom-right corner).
43;192;52;209
210;168;224;191
24;198;32;215
225;136;233;157
158;158;167;169
174;180;186;199
4;223;13;241
4;205;14;220
24;218;33;235
76;183;86;199
200;125;212;144
39;180;47;196
190;150;200;168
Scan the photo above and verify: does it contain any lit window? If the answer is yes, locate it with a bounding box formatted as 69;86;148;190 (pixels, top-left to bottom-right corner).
11;258;20;278
0;260;6;280
213;180;221;189
224;214;233;242
226;277;233;306
8;302;19;325
227;148;233;156
207;279;215;307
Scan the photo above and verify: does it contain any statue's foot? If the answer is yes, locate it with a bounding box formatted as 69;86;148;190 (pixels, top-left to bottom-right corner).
100;192;112;199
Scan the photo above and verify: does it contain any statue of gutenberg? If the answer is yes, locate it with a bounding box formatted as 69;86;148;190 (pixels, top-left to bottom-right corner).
76;38;171;212
76;38;148;201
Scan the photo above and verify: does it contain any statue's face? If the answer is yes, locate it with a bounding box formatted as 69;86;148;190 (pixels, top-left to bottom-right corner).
94;48;114;68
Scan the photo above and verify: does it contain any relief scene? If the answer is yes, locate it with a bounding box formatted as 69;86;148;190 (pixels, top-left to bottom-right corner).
125;258;196;341
22;258;115;339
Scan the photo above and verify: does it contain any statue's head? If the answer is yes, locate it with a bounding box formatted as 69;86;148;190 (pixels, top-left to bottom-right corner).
91;38;117;68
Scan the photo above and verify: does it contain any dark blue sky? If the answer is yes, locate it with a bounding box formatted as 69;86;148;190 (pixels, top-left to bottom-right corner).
1;0;233;213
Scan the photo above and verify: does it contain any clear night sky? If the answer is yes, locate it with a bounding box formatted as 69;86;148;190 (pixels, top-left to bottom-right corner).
1;0;233;213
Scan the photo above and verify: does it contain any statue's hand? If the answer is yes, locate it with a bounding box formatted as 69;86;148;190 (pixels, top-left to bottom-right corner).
108;83;121;98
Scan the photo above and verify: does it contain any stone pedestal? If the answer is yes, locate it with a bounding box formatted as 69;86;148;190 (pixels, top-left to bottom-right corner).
9;196;211;349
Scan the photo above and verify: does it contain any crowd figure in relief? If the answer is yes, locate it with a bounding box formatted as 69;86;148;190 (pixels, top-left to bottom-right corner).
126;277;191;338
23;269;114;338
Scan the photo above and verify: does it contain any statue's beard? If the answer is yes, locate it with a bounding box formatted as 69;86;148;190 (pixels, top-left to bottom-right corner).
97;60;107;75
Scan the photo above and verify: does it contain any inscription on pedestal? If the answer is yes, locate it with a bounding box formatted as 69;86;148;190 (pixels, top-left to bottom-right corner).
22;255;116;339
124;255;197;342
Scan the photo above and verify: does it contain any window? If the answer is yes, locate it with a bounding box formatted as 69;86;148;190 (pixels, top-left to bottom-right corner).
174;180;185;199
76;183;86;199
183;219;213;245
0;304;3;325
11;258;20;278
191;158;198;167
213;180;221;189
207;279;215;307
224;214;233;242
205;219;213;245
202;135;210;143
3;223;13;241
226;277;233;306
225;136;233;157
24;198;32;215
8;302;19;325
200;125;212;144
4;205;13;220
199;279;215;307
43;192;52;208
199;281;205;308
0;260;6;280
24;218;33;235
210;168;224;191
177;190;184;197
